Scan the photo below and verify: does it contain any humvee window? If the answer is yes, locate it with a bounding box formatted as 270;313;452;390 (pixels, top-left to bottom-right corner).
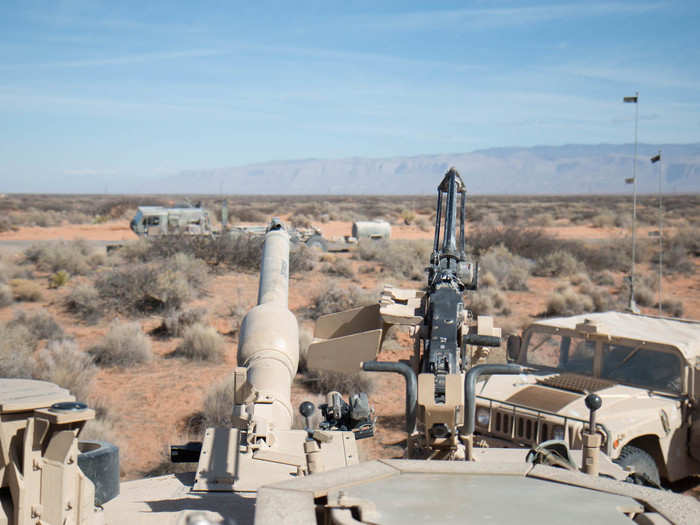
145;216;160;226
601;344;681;393
524;332;594;374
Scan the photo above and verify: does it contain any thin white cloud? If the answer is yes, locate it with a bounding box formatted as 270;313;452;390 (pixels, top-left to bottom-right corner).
0;49;227;70
547;63;699;90
360;2;667;30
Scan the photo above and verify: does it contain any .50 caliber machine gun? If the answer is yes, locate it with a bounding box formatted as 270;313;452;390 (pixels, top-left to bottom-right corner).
305;168;507;459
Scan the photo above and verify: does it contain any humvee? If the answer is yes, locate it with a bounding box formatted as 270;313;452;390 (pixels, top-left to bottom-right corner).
473;311;700;486
130;204;213;237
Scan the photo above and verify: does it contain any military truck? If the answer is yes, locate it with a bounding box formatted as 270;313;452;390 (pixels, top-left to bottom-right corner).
130;204;213;237
473;311;700;486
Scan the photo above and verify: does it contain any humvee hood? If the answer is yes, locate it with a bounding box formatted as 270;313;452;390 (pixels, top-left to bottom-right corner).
478;374;679;422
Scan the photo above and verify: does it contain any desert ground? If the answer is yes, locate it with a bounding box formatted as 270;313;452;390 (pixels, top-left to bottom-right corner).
0;192;697;493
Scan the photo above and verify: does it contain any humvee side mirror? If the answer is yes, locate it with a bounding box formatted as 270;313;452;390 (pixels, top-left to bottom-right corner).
506;335;521;362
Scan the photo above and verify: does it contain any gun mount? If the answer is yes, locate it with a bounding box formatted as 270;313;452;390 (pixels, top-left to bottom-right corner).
305;168;502;459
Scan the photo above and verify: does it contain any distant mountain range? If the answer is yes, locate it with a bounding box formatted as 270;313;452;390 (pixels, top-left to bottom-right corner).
138;143;699;195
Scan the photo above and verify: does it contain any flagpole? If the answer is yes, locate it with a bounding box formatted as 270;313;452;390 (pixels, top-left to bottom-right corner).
624;92;640;313
653;151;663;314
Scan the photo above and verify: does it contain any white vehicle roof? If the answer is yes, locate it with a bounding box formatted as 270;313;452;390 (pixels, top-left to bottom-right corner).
531;311;700;360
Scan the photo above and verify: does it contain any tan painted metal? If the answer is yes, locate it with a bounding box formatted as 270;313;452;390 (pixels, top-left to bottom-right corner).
351;221;391;241
306;304;383;373
474;311;700;483
195;222;358;493
0;379;102;525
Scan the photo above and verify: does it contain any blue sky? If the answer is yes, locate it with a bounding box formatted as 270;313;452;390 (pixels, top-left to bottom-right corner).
1;1;698;188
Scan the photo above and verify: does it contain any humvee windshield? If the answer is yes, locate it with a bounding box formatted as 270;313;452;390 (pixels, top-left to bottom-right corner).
523;330;683;393
524;332;595;374
601;343;681;393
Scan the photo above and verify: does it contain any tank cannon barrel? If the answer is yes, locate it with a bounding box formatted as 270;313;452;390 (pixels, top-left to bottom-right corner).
237;222;299;430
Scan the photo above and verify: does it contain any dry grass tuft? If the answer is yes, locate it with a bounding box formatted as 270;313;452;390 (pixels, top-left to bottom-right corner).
9;309;64;341
153;307;207;337
0;284;13;307
65;283;102;323
534;250;583;277
171;323;225;362
9;279;43;302
34;339;95;401
302;370;374;396
545;287;594;317
478;244;532;291
307;282;376;320
89;322;152;367
0;324;35;378
200;377;235;428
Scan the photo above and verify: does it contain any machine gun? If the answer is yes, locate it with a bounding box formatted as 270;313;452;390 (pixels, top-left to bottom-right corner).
306;168;504;459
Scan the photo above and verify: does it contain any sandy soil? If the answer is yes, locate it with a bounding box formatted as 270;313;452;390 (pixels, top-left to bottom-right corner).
0;219;698;498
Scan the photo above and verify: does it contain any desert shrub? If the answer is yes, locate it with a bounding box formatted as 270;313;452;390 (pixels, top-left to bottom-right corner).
658;300;684;318
0;324;35;378
9;279;43;301
289;245;315;274
0;284;12;307
321;258;355;279
530;213;555;227
172;323;225;362
479;213;502;229
152;307;207;337
23;240;92;275
467;288;507;316
33;339;95;401
479;270;498;289
201;377;235;427
48;269;70;289
568;272;591;286
0;259;28;283
307;283;376;320
401;209;416;225
291;214;313;228
593;271;616;286
65;284;101;322
534;250;583;277
9;309;64;341
357;240;430;281
662;243;695;275
587;287;617;312
470;227;559;260
115;238;152;262
124;232;314;275
302;370;374;396
545;287;594;317
633;283;655;307
478;244;532;291
95;255;207;314
591;211;615;228
89;322;152;367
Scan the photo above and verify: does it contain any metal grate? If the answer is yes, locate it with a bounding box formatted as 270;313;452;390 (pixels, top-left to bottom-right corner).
537;374;614;394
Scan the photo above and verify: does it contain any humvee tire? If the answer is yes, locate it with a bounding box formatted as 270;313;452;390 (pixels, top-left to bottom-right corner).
78;440;120;505
613;445;661;487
